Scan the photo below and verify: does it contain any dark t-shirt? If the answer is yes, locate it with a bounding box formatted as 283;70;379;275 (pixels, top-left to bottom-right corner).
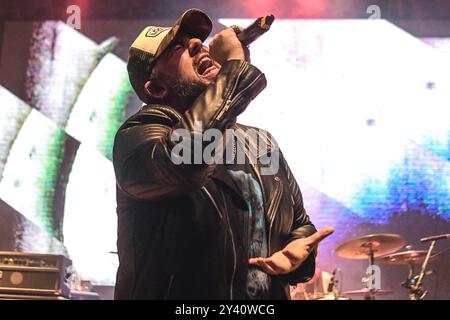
227;168;271;299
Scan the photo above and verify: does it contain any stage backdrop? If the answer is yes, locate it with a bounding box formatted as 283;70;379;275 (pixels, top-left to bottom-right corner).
0;18;448;299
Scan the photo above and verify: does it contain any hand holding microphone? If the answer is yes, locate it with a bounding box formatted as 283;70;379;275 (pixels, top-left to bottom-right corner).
208;28;248;65
209;14;275;65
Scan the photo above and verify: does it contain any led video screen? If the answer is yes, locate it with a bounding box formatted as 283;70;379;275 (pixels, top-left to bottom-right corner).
0;18;448;298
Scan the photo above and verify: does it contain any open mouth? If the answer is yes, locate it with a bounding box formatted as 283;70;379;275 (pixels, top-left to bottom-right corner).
197;56;215;76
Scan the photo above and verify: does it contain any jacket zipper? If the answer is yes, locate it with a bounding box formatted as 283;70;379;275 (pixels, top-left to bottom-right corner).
217;73;265;123
266;176;283;255
201;186;236;299
201;187;223;219
164;274;175;299
226;211;237;300
214;63;247;123
216;63;267;126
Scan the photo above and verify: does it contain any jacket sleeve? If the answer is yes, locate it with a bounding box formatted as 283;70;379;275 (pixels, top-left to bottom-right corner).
280;151;318;284
113;60;267;201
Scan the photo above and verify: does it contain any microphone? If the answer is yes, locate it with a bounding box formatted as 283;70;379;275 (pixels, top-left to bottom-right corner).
327;268;337;293
420;234;450;243
233;15;275;46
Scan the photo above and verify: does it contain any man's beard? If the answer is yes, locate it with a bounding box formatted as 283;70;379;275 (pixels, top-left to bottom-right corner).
166;78;207;107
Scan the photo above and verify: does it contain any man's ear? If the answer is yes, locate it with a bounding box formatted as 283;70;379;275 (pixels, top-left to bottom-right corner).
144;79;168;101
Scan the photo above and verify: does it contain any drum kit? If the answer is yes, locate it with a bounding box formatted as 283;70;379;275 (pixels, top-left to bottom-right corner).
323;233;449;300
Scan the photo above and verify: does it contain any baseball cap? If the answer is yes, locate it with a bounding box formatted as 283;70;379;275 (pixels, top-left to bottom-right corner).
127;8;213;103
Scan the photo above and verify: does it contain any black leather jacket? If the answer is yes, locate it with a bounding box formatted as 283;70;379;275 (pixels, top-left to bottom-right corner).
112;60;317;299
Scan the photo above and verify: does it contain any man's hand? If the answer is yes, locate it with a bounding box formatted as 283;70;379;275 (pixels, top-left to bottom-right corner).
208;27;250;65
248;227;334;275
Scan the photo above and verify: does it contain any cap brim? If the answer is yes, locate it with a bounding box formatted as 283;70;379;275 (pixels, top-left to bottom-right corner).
155;8;212;57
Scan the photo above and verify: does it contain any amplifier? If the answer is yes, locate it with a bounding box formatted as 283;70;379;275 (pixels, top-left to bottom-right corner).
0;251;72;298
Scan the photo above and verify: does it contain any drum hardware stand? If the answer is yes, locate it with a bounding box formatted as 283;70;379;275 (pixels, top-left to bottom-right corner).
327;268;341;299
399;245;418;293
361;242;378;300
400;262;416;290
407;234;450;300
407;240;436;300
401;261;432;299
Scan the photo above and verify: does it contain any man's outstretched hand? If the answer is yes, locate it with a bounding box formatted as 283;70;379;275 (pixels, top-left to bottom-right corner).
248;226;334;275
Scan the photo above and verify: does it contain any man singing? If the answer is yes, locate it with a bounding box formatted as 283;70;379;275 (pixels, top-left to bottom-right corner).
113;8;333;299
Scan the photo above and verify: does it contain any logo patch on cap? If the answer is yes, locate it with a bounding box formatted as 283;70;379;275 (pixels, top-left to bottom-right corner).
145;26;170;37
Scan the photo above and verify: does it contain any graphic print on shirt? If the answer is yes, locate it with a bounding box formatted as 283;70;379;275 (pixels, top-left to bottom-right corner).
227;169;271;299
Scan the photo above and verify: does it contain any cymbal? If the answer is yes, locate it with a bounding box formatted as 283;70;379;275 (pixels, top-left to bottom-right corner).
336;234;405;259
380;250;442;265
343;288;392;296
